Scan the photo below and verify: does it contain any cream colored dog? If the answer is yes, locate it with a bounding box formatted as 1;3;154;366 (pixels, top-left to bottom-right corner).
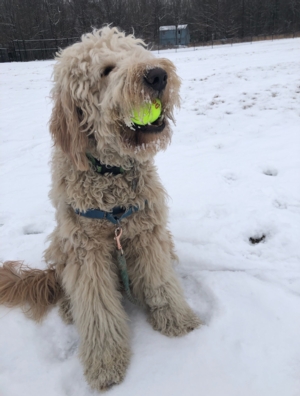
0;26;200;391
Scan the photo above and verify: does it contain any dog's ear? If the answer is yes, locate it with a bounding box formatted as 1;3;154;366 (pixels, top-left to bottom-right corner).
50;89;89;171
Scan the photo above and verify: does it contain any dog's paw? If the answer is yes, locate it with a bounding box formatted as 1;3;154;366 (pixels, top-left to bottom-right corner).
84;346;131;391
149;306;201;337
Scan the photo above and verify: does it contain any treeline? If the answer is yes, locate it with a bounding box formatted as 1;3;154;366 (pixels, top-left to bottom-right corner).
1;0;300;47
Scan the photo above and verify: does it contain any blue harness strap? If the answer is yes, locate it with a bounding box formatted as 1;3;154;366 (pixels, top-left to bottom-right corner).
75;205;140;225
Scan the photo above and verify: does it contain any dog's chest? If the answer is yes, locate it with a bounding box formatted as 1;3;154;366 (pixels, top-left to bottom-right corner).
101;170;140;198
65;164;152;212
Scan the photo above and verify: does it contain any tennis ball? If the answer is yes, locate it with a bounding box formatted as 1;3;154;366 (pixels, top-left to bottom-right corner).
131;98;162;126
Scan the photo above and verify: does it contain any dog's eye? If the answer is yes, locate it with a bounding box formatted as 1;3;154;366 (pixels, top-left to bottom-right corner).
102;66;115;77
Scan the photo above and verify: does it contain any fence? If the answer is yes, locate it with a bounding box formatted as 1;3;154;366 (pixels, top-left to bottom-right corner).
0;48;11;62
1;37;79;62
206;30;300;48
155;31;300;51
1;31;300;62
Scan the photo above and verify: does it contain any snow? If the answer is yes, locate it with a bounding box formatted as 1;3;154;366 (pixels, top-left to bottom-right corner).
1;38;300;396
159;25;188;31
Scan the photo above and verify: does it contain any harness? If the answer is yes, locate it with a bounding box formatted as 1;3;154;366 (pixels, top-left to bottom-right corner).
75;153;139;224
74;153;140;304
75;205;140;225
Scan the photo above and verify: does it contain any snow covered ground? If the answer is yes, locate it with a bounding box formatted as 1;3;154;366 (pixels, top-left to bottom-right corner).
1;38;300;396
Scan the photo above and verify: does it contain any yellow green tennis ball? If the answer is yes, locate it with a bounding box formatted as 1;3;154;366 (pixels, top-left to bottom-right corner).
131;98;162;126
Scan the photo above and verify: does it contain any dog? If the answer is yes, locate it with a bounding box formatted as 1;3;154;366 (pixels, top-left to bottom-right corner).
0;26;200;391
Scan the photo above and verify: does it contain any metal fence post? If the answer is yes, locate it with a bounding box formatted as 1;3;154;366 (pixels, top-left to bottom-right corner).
23;40;28;61
12;40;17;61
16;40;22;61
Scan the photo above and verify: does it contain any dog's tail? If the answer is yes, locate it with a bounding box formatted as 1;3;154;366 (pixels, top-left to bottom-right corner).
0;261;62;321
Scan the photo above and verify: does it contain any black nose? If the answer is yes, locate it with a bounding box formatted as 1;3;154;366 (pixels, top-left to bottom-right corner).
144;67;168;92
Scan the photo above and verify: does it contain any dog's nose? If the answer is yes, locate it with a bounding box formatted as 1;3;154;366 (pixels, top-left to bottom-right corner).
144;67;168;92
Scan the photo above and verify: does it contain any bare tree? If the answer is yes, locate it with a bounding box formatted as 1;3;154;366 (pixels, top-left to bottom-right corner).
1;0;300;53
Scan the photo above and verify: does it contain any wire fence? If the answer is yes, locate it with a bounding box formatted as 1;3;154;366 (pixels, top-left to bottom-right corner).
1;37;79;62
1;31;299;62
155;31;300;52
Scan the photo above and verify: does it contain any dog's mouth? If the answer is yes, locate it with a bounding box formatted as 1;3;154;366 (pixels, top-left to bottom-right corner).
120;107;171;151
131;115;165;134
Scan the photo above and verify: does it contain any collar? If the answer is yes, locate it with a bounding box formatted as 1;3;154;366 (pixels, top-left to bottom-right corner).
86;153;124;175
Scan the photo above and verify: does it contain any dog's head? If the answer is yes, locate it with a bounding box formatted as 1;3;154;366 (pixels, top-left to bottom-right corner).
50;26;181;170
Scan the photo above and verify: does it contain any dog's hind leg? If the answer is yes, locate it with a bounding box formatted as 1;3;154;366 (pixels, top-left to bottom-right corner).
44;231;74;324
128;228;201;337
62;246;130;391
58;293;74;324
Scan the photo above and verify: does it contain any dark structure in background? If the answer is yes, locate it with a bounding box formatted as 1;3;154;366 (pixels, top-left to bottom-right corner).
0;0;300;61
159;25;190;46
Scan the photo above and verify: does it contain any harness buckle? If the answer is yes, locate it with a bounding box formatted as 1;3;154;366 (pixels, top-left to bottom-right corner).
114;227;123;255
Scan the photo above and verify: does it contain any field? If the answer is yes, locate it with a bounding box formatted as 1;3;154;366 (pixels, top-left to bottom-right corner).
0;38;300;396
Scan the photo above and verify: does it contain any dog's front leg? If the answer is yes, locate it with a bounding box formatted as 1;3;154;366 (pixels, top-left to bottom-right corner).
62;251;130;391
128;229;201;337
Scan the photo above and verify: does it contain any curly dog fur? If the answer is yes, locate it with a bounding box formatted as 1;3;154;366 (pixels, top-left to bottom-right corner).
0;26;200;391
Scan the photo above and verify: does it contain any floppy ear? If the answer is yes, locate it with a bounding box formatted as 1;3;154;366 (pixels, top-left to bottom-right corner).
49;89;89;171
